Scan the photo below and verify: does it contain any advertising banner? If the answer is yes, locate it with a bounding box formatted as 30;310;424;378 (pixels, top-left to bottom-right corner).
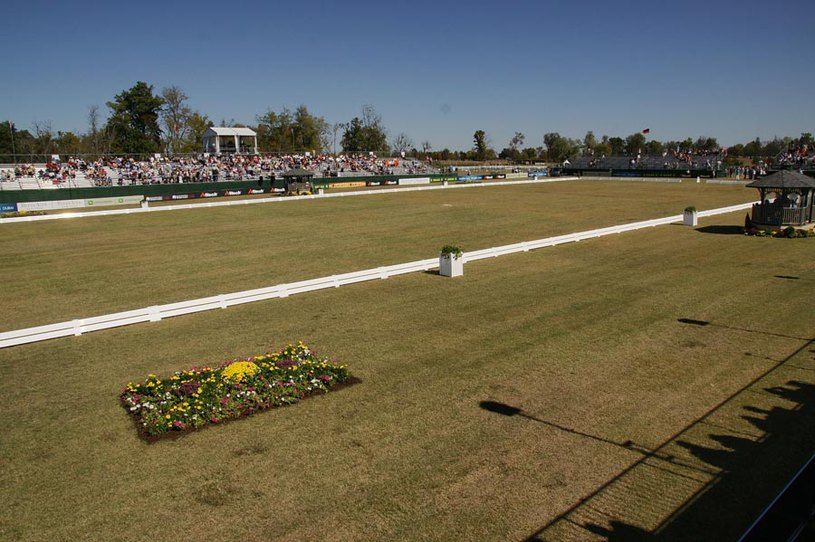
457;175;483;182
398;177;431;186
527;171;549;177
0;203;18;213
85;196;144;207
329;181;366;189
433;176;458;183
18;199;86;211
145;187;281;203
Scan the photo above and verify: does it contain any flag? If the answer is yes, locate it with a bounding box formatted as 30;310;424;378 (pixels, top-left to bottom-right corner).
642;128;650;134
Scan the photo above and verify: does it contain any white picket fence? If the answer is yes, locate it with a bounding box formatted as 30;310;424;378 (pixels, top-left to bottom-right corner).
0;177;577;224
0;201;755;349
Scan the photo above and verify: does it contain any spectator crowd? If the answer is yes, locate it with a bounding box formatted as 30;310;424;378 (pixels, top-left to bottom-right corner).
1;153;438;187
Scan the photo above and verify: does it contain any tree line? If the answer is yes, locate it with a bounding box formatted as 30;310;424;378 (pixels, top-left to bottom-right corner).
0;81;811;165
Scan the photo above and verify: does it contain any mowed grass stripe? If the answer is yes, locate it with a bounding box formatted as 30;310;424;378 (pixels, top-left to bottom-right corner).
0;180;754;331
0;207;812;541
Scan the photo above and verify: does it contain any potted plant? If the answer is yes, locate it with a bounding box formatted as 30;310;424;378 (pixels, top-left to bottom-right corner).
439;245;463;277
683;206;698;226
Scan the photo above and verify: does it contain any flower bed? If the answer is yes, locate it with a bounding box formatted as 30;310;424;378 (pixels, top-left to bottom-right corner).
745;226;815;238
121;342;352;439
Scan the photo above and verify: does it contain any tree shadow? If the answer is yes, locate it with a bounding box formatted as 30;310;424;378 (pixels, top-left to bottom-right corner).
695;225;744;235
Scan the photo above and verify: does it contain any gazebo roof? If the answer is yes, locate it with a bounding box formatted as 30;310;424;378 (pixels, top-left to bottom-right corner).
746;170;815;189
281;168;315;178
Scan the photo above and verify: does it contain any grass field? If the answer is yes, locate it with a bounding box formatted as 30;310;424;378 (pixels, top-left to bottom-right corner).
1;179;813;541
0;180;754;331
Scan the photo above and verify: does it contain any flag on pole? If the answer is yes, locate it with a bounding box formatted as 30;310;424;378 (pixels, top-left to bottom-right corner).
642;128;650;135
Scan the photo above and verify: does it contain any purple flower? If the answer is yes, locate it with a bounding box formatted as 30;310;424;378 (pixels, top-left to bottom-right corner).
275;359;297;370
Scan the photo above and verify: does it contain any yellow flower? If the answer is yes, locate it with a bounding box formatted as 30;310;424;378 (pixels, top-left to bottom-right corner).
221;361;259;383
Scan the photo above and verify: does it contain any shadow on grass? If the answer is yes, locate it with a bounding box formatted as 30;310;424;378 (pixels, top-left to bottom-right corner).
695;225;745;235
678;317;809;341
515;338;815;542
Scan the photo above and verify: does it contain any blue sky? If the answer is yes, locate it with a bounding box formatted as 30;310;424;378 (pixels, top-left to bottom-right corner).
2;0;813;151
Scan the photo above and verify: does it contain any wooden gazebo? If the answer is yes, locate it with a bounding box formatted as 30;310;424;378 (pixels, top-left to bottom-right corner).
746;170;815;227
281;168;315;194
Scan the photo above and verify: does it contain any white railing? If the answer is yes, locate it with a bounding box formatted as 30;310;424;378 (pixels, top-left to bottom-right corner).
0;177;578;224
0;201;755;349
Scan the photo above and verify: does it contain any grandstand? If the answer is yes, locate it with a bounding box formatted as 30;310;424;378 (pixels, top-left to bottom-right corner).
0;154;439;192
563;152;726;177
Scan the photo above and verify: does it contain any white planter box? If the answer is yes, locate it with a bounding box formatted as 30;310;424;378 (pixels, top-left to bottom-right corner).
683;210;698;226
439;253;463;277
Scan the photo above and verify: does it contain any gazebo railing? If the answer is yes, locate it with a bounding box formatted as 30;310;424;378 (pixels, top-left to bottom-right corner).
751;203;810;226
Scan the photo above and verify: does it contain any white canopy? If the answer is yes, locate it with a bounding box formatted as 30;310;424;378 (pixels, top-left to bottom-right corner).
202;127;258;154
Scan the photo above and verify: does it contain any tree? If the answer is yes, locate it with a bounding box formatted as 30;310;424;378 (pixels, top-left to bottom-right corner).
105;81;164;154
543;132;579;162
256;108;294;152
55;131;83;156
391;132;413;155
421;141;432;154
608;137;625;155
0;122;35;157
762;137;785;158
645;140;664;155
624;132;646;155
742;137;763;159
360;104;388;153
692;136;719;153
87;105;102;154
32;120;55;155
179;112;213;153
595;135;612;157
522;147;540;161
341;105;389;153
510;132;525;151
0;121;15;155
160;85;192;154
340;117;364;152
473;130;489;161
293;105;329;152
583;131;597;155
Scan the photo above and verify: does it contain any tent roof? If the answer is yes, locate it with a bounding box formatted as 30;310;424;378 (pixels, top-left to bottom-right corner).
746;170;815;189
203;126;257;137
282;168;315;178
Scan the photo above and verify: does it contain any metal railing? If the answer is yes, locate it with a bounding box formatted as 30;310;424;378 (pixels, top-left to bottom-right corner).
751;203;812;226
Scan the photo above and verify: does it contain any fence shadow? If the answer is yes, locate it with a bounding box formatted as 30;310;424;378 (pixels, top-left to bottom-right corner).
521;340;815;541
653;380;815;541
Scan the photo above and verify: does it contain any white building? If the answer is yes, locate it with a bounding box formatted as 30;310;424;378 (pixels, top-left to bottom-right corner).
202;127;258;154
